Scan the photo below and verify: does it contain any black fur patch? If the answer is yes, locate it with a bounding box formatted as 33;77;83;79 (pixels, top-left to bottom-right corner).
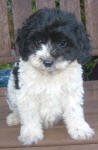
13;63;20;89
16;8;91;64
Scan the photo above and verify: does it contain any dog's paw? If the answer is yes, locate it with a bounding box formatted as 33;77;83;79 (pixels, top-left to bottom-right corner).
18;126;44;145
6;113;20;126
68;122;95;140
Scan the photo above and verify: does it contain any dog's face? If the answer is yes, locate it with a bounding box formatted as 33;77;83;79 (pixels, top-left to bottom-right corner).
17;8;91;72
28;30;76;72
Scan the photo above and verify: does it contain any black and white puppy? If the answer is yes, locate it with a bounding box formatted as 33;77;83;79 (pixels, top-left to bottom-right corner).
6;8;94;145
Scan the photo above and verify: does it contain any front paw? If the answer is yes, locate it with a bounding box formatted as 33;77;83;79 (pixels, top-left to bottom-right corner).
6;113;20;126
68;122;95;140
18;125;44;145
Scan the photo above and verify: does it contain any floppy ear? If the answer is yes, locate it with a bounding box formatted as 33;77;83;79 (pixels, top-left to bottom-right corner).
16;25;30;61
75;23;91;64
16;28;24;55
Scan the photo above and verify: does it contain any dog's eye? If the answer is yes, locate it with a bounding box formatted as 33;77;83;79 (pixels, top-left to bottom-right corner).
35;39;44;45
58;41;67;47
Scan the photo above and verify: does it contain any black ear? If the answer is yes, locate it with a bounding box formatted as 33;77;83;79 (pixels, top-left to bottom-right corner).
75;23;91;64
16;26;30;61
16;28;24;55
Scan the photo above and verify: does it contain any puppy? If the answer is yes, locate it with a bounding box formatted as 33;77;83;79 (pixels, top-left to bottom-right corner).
6;8;94;145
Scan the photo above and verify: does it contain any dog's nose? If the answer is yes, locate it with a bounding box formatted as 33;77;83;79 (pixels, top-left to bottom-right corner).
43;59;54;67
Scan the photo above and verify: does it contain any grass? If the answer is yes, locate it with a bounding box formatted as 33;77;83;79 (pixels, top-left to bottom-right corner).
0;64;14;70
55;0;60;8
80;0;86;25
32;0;36;13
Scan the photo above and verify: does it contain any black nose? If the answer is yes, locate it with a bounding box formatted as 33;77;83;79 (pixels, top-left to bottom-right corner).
43;59;54;67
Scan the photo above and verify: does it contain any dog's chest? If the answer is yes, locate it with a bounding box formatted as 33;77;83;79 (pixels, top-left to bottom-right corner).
19;61;82;102
19;68;67;101
26;72;64;96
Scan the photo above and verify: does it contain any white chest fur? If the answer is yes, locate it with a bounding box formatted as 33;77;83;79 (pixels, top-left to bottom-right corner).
18;59;83;104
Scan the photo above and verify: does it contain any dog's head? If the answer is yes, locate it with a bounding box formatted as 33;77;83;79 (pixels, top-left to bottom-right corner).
17;8;91;72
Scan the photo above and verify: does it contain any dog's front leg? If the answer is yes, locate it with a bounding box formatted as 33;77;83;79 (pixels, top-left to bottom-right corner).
17;98;43;145
63;92;94;140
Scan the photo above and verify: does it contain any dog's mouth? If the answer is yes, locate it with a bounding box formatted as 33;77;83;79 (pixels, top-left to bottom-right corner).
43;60;71;73
40;65;55;73
40;58;71;73
30;55;70;73
44;67;55;72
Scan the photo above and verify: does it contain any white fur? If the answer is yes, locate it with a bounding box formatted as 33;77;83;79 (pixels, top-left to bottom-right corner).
6;113;20;126
6;57;94;145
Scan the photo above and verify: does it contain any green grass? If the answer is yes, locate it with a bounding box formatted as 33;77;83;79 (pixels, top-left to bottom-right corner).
80;0;86;25
32;0;36;13
55;0;60;8
83;57;98;80
0;64;14;70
